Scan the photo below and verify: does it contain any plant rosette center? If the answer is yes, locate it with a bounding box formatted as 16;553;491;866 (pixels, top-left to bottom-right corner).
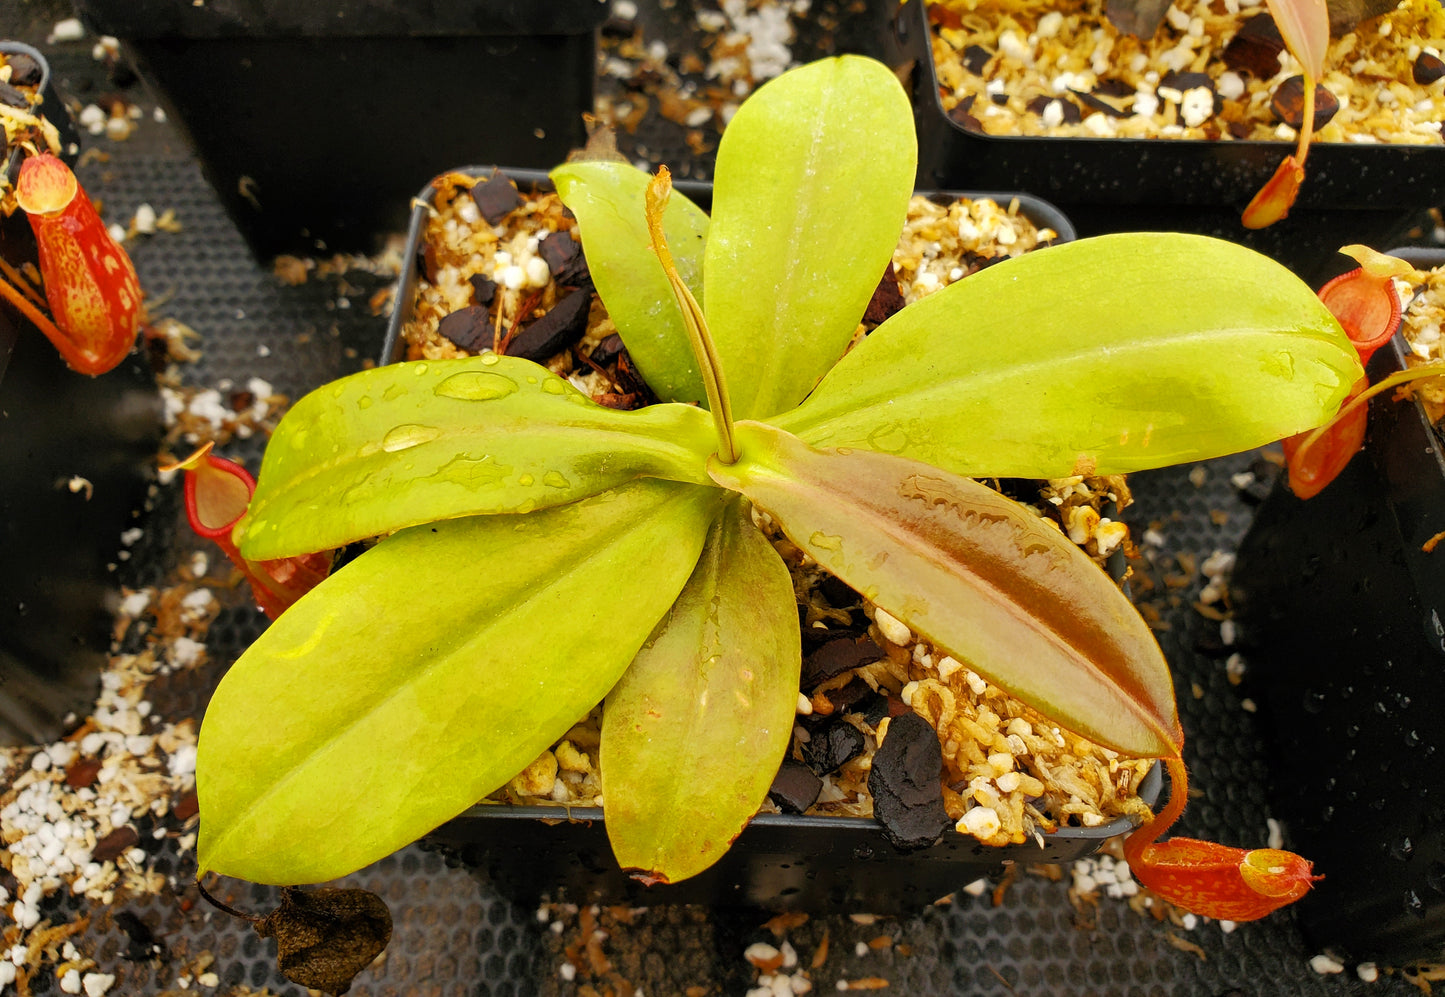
197;56;1355;921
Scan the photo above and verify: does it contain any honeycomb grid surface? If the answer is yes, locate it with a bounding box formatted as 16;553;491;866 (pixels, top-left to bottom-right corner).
5;9;1433;996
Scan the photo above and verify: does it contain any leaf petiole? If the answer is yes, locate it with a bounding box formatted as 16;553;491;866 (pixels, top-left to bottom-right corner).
645;167;739;464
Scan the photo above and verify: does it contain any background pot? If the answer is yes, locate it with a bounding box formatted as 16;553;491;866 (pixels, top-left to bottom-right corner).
0;42;163;745
382;166;1166;912
1233;248;1445;963
895;0;1445;284
70;0;611;260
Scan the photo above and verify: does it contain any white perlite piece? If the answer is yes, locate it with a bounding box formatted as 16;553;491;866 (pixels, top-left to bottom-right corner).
871;608;911;648
1310;954;1346;975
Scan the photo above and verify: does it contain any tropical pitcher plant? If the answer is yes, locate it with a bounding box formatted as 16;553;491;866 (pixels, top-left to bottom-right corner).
1;152;143;374
193;56;1359;920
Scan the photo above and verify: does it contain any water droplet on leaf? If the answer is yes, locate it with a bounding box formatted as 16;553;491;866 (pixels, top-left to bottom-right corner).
381;424;441;452
434;371;518;401
543;470;569;488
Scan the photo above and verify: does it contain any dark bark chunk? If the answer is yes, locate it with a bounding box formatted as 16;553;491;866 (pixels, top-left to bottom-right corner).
65;756;103;789
863;266;905;325
468;273;496;307
768;759;823;815
589;332;626;368
1271;75;1340;131
866;712;952;852
436;305;492;353
504;290;592;362
93;825;141;862
173;789;200;821
802;719;867;775
1094;77;1135;99
962;44;993;75
0;82;29;110
1223;14;1285;79
802;636;885;689
4;52;42;87
947;94;983;132
115;909;165;960
470;174;523;225
539;231;591;288
1071;89;1130;118
1159;71;1214;95
1415;52;1445;86
1025;95;1082;124
1105;0;1173;39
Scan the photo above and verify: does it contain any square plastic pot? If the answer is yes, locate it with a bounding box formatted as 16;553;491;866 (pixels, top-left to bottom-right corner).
382;165;1162;912
0;43;163;746
896;0;1445;284
71;0;611;260
1233;248;1445;963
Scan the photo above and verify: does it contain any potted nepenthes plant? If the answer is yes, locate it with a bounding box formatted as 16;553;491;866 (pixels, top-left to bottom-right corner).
69;0;611;259
0;42;161;744
183;57;1365;990
896;0;1445;282
1234;247;1445;964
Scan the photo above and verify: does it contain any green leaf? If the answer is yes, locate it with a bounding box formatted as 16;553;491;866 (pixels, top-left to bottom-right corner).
198;479;719;885
704;55;916;420
236;354;716;559
710;422;1183;759
551;160;710;405
775;233;1362;478
601;495;800;884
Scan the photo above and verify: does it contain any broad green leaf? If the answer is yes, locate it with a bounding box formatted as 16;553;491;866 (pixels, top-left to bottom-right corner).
710;422;1183;759
236;354;716;560
551;160;710;405
1266;0;1329;79
198;479;719;885
775;233;1362;478
704;55;916;420
601;495;800;884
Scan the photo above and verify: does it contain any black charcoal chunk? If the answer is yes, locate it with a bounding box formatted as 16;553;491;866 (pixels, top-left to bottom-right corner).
867;712;952;852
1071;88;1130;119
468;273;496;306
504;290;592;362
436;305;492;352
470;173;523;225
802;636;885;689
768;759;823;815
802;719;867;776
818;574;860;611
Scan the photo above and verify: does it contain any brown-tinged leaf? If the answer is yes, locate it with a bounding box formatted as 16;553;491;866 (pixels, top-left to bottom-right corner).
256;887;392;995
709;422;1183;759
601;496;801;884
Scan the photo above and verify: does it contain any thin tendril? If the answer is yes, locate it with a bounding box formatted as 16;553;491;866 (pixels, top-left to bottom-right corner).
1295;71;1317;168
645;167;739;465
1293;363;1445;466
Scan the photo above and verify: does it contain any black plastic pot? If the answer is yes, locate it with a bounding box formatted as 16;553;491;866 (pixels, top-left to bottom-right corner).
1233;248;1445;963
895;0;1445;284
0;44;163;746
383;166;1165;912
70;0;610;260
